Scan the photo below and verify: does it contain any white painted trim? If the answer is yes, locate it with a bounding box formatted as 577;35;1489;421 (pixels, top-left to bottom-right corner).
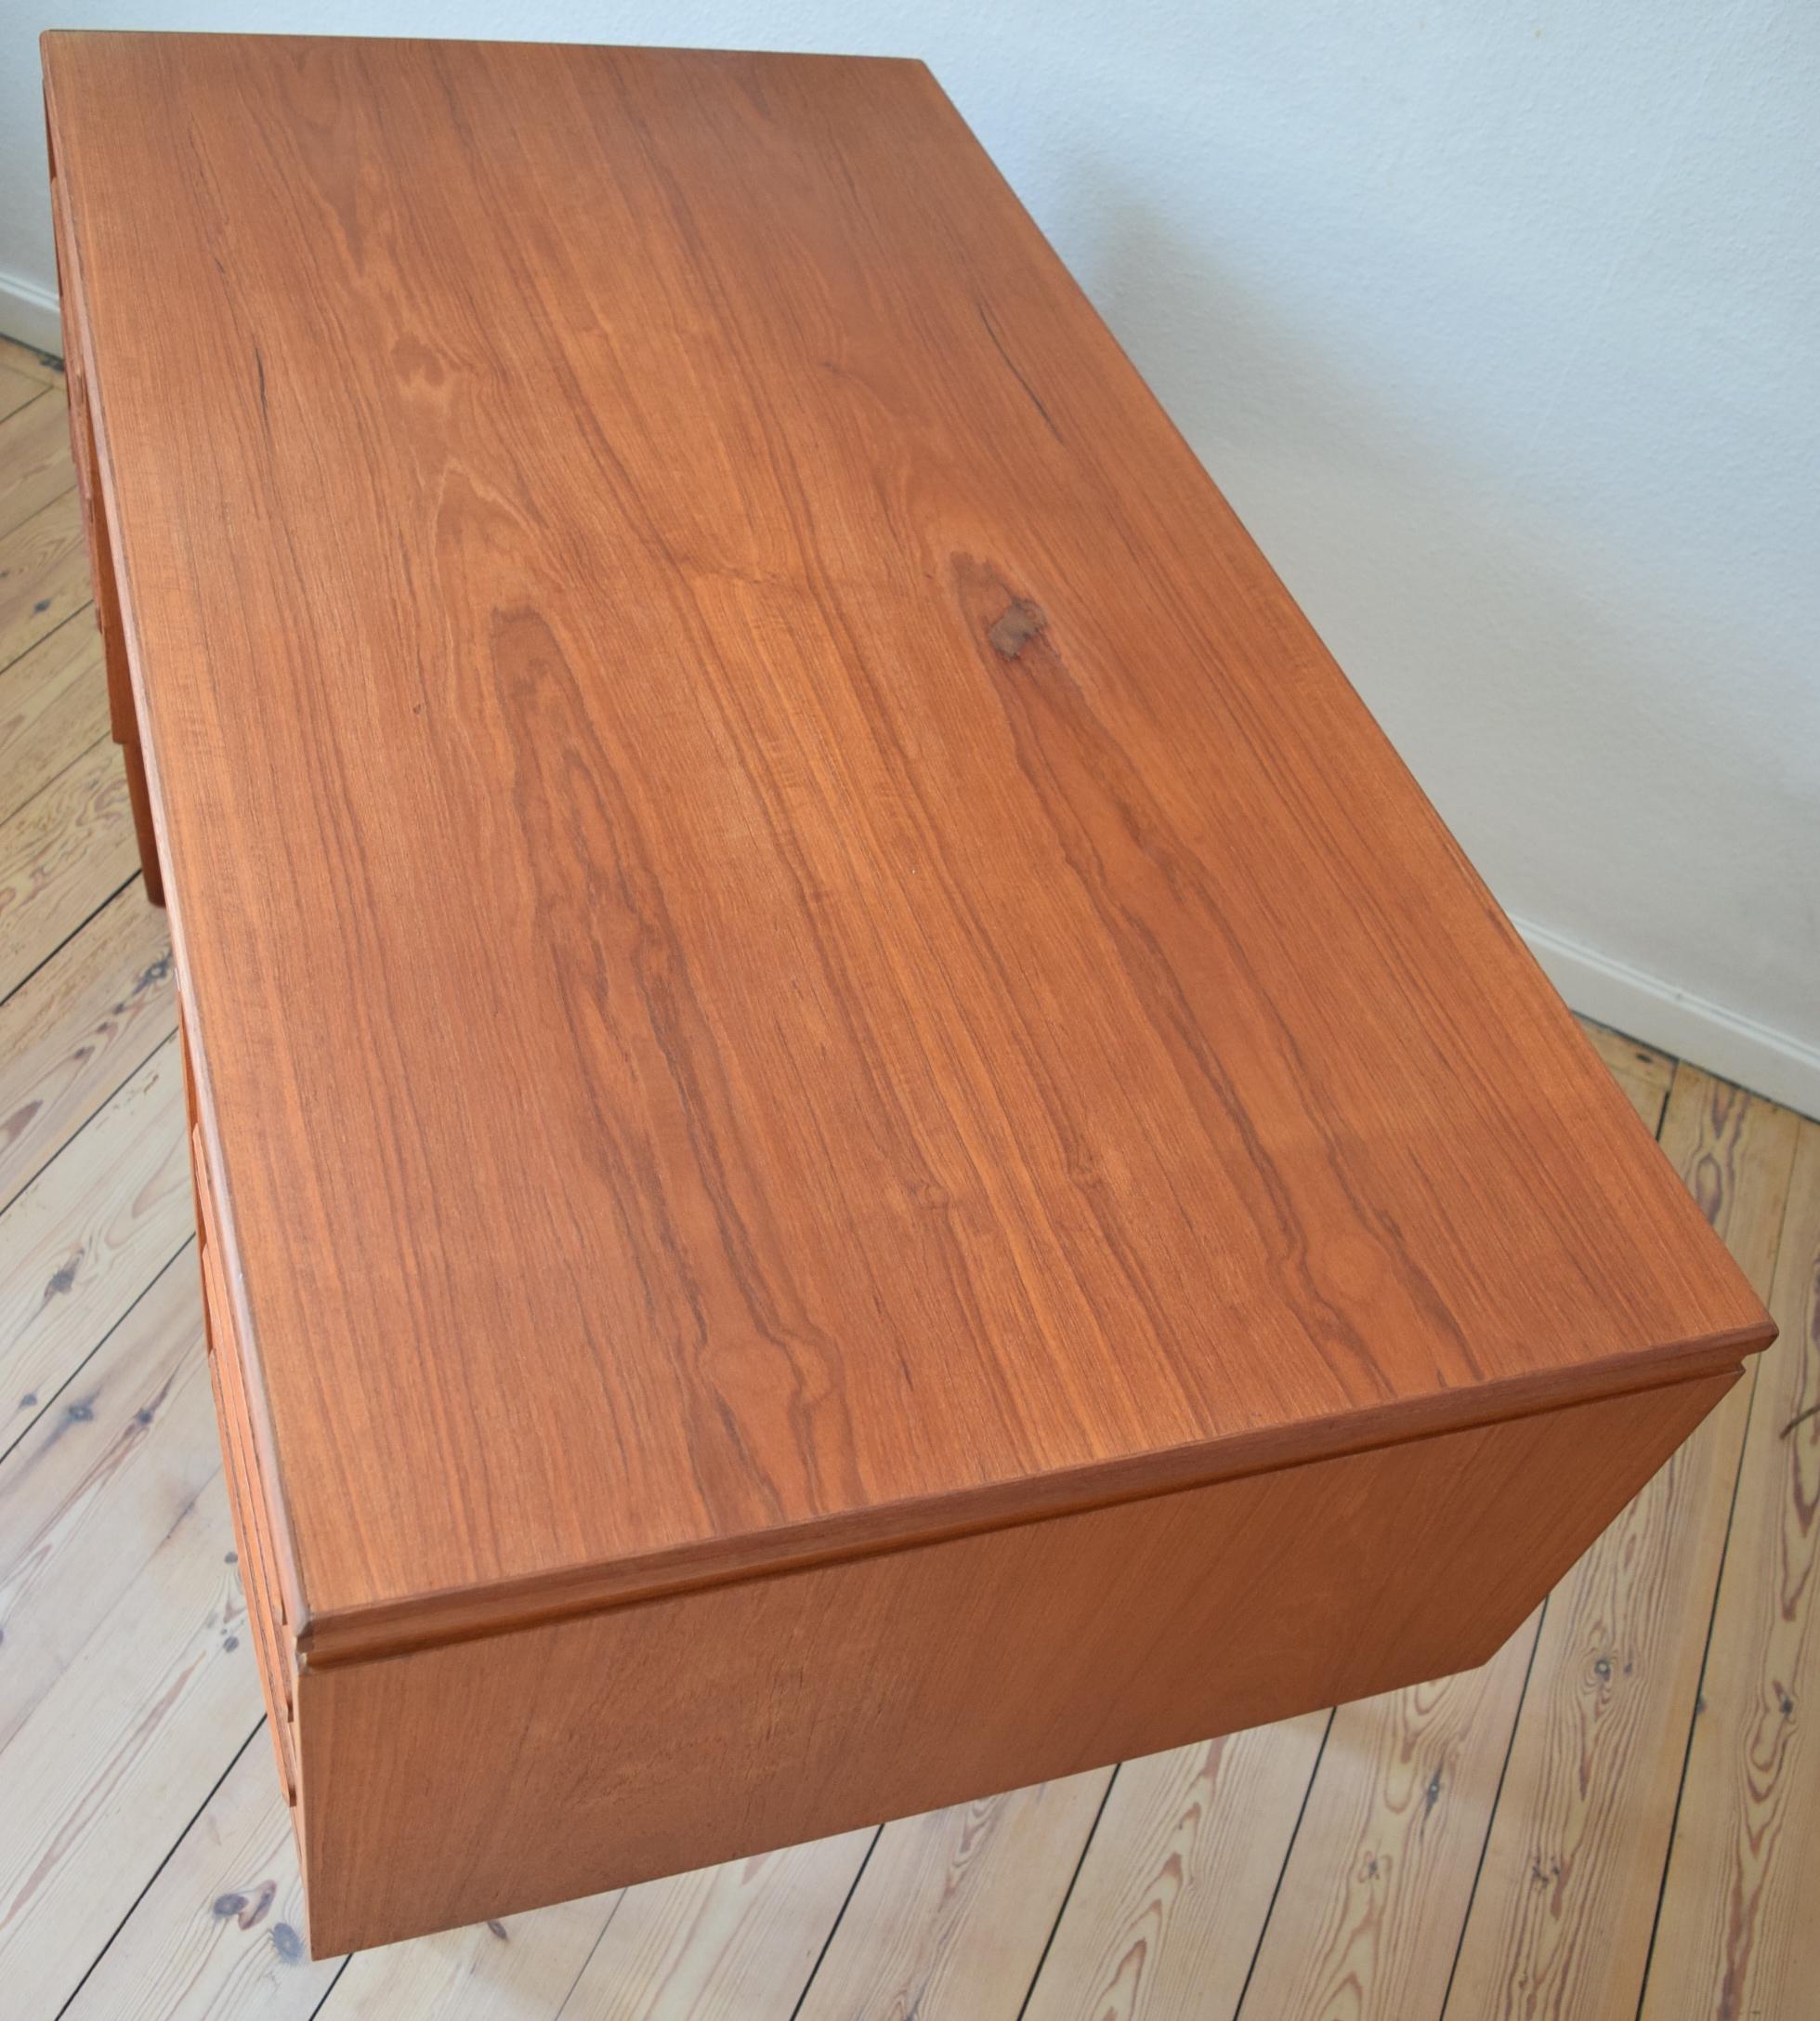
0;267;61;358
1517;913;1820;1121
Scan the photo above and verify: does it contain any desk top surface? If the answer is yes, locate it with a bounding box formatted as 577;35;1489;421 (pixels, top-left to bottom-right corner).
43;31;1769;1652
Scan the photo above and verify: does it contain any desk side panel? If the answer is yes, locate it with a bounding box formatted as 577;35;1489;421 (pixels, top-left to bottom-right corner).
297;1367;1735;1953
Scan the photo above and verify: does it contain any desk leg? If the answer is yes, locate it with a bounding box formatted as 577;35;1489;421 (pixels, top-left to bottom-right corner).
119;736;164;905
85;479;165;906
50;150;166;909
74;399;167;907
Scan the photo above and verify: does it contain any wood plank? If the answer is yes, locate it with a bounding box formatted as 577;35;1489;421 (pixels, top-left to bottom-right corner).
1641;1114;1820;2019
0;1464;259;2016
319;1832;871;2021
0;1260;262;2014
1445;1065;1800;2019
0;337;63;389
794;1780;1108;2020
0;611;109;826
0;878;173;1207
45;33;1769;1656
90;1752;620;2021
1240;1621;1540;2019
0;1033;193;1450
0;1253;210;1753
0;735;136;999
0;366;41;425
1023;1717;1329;2021
0;490;90;676
1575;1013;1675;1135
0;387;72;542
60;1738;337;2020
325;1891;610;2019
561;1834;871;2020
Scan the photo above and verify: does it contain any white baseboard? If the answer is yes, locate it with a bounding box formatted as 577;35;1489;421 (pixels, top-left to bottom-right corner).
1517;914;1820;1122
0;268;62;358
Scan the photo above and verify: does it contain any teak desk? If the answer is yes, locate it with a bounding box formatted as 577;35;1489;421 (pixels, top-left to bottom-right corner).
43;31;1774;1956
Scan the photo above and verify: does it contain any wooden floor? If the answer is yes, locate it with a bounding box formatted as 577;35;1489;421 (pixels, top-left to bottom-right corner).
1;331;1815;2021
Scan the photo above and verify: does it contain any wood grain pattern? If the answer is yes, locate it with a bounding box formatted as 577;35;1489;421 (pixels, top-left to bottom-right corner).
0;386;72;543
1022;1718;1329;2021
1242;1621;1540;2019
297;1373;1732;1953
794;1777;1110;2019
0;1269;310;2017
329;1887;613;2018
0;337;62;391
0;1492;255;2016
1641;1115;1820;2020
0;878;172;1207
0;612;109;828
0;1253;211;1753
60;1739;334;2021
0;1427;255;2017
0;366;42;425
562;1835;871;2021
1444;1066;1800;2019
0;1035;192;1456
0;491;88;673
43;33;1770;1650
0;733;135;998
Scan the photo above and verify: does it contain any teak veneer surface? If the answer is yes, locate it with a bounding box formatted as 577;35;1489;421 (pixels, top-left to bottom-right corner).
40;33;1772;1656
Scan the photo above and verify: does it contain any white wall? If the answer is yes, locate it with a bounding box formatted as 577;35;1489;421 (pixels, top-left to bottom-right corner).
5;1;1815;1109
